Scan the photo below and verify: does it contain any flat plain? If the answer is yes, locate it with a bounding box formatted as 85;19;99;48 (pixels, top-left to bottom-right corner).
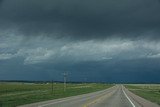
0;82;113;107
125;84;160;105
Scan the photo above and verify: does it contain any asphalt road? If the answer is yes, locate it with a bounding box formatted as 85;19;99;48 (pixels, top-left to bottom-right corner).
19;85;159;107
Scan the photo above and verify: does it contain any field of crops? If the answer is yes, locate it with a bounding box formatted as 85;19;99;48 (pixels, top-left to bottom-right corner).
126;84;160;105
0;82;113;107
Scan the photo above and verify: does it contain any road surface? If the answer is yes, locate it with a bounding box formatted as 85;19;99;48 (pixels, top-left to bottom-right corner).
19;85;160;107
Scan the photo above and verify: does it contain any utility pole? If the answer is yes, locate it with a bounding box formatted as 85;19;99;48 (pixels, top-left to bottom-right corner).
63;72;67;92
51;80;53;94
84;78;87;84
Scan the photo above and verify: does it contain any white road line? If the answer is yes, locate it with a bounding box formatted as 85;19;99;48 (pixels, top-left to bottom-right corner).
122;87;136;107
38;97;77;107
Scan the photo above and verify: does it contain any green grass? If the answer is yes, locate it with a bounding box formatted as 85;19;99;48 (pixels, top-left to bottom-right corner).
125;84;160;105
0;82;113;107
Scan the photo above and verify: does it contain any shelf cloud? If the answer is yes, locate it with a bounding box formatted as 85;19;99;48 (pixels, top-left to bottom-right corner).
0;0;160;82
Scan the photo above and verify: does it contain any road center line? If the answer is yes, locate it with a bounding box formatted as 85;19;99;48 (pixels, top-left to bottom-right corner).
38;88;111;107
82;91;113;107
38;86;116;107
38;95;81;107
82;86;117;107
122;87;136;107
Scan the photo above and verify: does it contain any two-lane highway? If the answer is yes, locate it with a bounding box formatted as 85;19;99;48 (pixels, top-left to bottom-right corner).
19;85;159;107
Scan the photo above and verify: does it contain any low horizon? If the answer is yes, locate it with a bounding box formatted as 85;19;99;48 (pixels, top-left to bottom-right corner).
1;79;160;84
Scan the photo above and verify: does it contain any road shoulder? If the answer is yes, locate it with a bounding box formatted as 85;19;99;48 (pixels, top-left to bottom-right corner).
124;86;160;107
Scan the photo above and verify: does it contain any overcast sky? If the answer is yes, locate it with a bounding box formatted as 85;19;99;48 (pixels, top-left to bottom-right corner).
0;0;160;83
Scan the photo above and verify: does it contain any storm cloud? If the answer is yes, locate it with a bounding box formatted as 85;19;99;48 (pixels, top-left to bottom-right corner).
0;0;160;82
0;0;160;39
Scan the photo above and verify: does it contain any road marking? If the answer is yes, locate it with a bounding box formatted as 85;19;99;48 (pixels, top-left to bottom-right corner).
82;95;104;107
38;96;79;107
38;86;116;107
122;87;136;107
82;90;114;107
38;100;67;107
38;89;109;107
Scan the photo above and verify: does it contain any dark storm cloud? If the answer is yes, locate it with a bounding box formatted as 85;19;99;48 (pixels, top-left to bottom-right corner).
1;57;160;83
0;0;3;4
0;0;3;7
0;0;160;39
1;0;160;83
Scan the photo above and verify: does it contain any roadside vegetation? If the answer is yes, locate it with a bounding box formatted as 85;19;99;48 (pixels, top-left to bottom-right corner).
125;84;160;105
0;82;113;107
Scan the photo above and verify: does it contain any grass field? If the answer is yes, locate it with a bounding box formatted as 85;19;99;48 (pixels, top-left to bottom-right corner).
125;84;160;105
0;82;113;107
